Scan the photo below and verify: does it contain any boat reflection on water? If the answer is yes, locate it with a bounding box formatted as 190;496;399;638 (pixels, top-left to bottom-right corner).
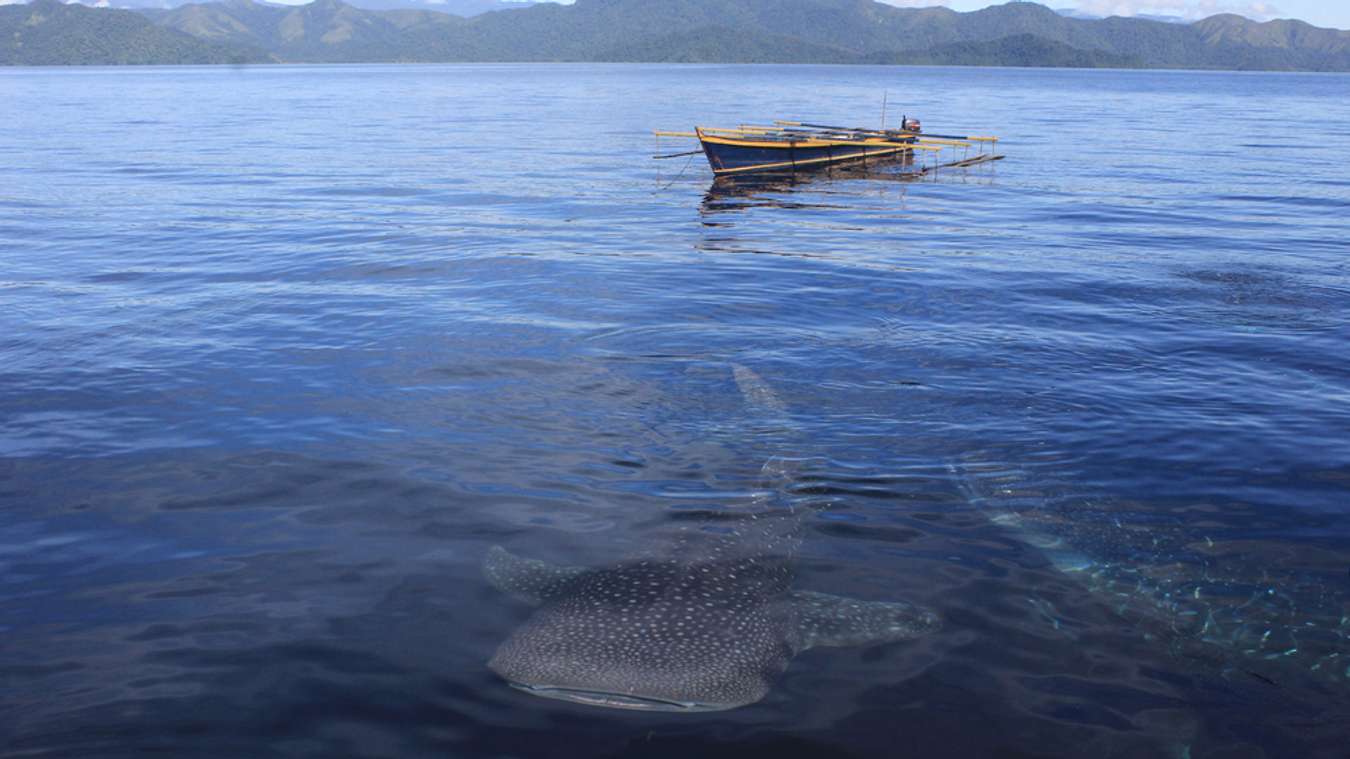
701;173;849;217
700;151;957;218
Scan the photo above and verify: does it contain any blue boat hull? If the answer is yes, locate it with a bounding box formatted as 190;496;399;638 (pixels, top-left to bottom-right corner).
700;137;914;176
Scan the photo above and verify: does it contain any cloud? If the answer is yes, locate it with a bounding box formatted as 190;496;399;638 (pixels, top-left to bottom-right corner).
1073;0;1280;20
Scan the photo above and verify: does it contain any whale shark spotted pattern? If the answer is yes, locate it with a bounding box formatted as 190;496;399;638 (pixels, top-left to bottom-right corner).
484;365;939;711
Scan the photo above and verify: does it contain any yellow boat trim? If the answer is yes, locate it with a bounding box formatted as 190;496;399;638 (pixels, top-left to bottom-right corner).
684;126;993;150
699;133;918;150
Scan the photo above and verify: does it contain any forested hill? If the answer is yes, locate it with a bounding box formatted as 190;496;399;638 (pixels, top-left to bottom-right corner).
0;0;269;64
4;0;1349;70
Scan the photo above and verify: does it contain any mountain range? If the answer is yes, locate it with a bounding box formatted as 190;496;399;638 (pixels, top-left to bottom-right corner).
0;0;268;63
3;0;1349;70
57;0;542;16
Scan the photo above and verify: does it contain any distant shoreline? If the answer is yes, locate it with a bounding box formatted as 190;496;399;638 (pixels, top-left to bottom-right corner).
5;0;1349;72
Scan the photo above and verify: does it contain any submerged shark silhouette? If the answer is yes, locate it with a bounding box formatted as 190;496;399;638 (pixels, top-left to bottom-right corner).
950;457;1350;689
484;365;939;712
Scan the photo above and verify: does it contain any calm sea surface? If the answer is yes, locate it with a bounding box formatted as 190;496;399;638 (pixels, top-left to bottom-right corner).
1;64;1349;758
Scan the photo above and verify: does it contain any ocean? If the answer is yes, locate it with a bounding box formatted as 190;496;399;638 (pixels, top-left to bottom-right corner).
1;63;1348;757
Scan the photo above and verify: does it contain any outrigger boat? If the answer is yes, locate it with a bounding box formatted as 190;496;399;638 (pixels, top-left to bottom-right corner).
654;118;1001;177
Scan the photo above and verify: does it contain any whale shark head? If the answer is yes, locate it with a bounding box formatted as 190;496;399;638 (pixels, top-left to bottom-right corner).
484;545;939;712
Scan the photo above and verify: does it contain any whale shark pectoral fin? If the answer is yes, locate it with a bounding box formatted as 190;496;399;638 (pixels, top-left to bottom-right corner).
788;590;941;651
483;545;585;606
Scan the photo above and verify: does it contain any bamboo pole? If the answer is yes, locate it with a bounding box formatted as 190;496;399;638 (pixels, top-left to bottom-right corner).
777;120;998;143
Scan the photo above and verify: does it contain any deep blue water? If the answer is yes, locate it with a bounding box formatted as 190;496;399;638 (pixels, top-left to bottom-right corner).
2;63;1349;758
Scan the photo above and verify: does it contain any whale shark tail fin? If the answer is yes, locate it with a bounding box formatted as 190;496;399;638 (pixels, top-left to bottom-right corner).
484;545;585;606
730;363;801;492
789;590;940;652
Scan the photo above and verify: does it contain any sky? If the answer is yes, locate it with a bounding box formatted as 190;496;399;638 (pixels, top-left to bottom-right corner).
886;0;1350;28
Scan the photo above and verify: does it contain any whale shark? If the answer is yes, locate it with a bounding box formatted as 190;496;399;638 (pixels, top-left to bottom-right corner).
483;365;939;712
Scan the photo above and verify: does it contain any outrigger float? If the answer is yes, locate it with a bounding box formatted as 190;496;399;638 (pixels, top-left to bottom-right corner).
654;118;1002;177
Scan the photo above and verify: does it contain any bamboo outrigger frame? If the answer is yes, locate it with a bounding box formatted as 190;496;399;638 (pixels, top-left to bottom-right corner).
654;118;1002;177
